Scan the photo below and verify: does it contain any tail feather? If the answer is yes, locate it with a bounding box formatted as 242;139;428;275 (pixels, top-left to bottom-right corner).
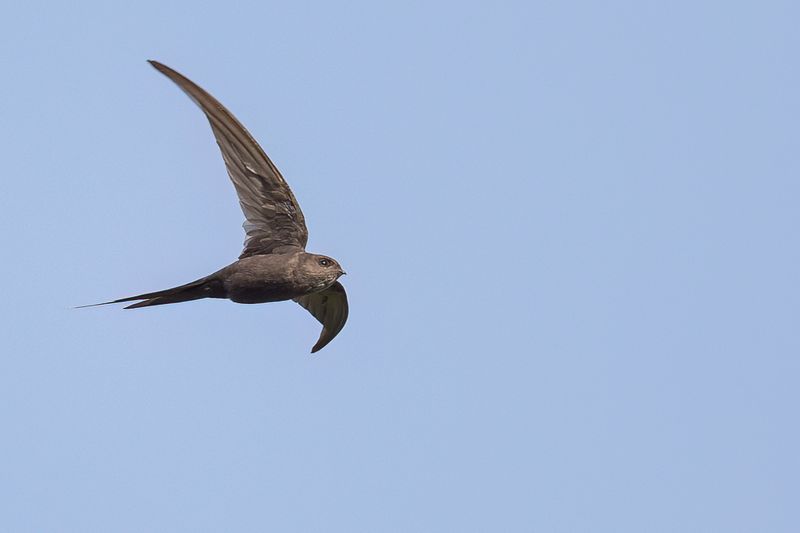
77;277;215;309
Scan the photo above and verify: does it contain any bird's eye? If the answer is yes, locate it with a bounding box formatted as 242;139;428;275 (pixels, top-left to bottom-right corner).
319;259;331;267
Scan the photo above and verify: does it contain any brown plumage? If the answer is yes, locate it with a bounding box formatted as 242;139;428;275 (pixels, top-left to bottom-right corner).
80;61;348;353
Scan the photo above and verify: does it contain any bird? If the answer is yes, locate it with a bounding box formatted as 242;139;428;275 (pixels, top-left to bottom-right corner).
80;60;348;353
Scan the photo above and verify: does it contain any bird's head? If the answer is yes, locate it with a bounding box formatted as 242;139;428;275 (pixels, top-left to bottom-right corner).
300;253;346;290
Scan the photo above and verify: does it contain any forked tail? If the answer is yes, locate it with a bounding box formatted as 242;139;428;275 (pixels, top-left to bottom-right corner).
77;277;221;309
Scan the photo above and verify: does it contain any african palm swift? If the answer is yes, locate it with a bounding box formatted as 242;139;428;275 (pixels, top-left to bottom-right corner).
82;61;348;353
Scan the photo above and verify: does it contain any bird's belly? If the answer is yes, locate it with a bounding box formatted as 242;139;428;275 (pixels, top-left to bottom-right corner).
225;277;301;304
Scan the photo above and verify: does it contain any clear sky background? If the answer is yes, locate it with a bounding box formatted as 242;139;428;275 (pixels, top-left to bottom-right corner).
1;1;798;531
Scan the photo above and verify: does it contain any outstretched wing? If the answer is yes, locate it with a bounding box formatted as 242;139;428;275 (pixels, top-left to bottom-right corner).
294;282;348;353
148;60;308;257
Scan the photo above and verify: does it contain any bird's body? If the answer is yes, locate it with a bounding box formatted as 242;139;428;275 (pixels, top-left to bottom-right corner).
222;251;343;304
82;61;349;352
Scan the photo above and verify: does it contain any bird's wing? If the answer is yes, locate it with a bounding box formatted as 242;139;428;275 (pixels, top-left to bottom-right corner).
293;282;348;353
148;60;308;257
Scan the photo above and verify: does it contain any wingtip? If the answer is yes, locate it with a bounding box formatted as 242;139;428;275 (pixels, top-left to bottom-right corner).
310;338;331;353
147;59;168;73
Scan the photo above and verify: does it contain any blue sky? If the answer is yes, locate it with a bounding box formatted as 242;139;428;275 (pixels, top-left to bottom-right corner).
1;1;798;531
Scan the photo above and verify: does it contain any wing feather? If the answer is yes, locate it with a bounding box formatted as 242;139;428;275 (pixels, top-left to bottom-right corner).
293;282;348;353
148;60;308;256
